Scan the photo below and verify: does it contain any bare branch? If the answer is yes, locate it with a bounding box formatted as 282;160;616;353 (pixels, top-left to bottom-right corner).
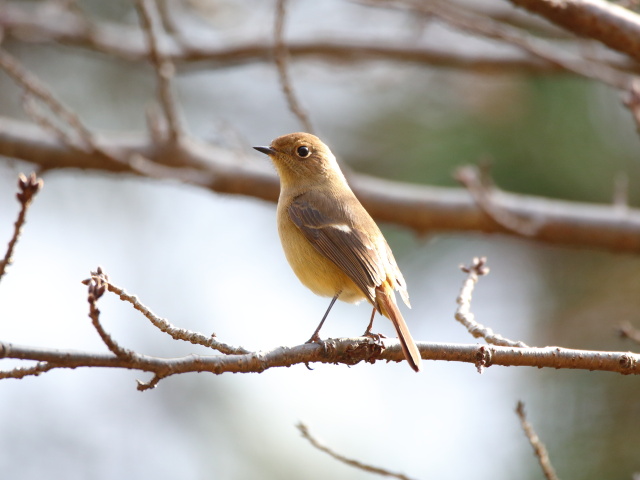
92;270;250;355
508;0;640;63
0;361;55;380
0;48;135;174
137;373;165;392
619;321;640;345
368;0;631;89
86;268;135;360
135;0;184;142
20;94;84;153
297;423;417;480
0;48;98;152
0;173;43;282
274;0;314;133
456;257;529;350
3;2;637;77
516;401;560;480
455;164;542;237
1;338;640;382
1;118;640;253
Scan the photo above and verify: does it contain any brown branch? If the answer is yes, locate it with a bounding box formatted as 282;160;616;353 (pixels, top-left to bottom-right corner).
0;173;43;282
274;0;314;133
0;337;640;377
618;321;640;345
516;401;560;480
456;257;529;351
0;361;55;380
91;269;250;355
1;339;640;381
372;0;632;88
137;373;165;392
1;118;640;253
455;164;542;237
135;0;184;142
297;423;417;480
0;48;98;153
508;0;640;63
2;2;637;77
85;268;134;360
0;46;139;176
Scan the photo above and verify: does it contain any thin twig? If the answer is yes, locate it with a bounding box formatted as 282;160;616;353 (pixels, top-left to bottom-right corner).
0;173;43;282
516;401;560;480
623;79;640;135
372;0;632;89
136;373;165;391
3;2;638;80
0;361;55;380
136;0;184;143
274;0;314;133
87;268;135;359
155;0;181;40
21;93;84;153
507;0;640;64
297;423;417;480
455;165;542;237
456;257;530;349
82;269;250;355
0;48;98;152
0;49;133;169
618;321;640;345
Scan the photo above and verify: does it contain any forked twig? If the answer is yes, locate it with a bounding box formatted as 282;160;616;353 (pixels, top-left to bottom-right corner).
456;165;542;237
0;47;130;170
274;0;314;133
0;173;43;282
456;257;529;348
372;0;631;89
136;0;184;142
83;268;249;355
297;423;417;480
516;401;560;480
86;268;134;359
0;48;98;152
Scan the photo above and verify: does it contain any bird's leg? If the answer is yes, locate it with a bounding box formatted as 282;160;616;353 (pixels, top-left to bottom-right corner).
363;306;377;336
363;306;386;341
306;293;339;344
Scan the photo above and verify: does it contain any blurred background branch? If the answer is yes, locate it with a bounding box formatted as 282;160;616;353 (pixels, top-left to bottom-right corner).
0;1;639;253
1;1;640;479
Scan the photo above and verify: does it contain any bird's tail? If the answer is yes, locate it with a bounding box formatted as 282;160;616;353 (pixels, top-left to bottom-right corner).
375;284;422;372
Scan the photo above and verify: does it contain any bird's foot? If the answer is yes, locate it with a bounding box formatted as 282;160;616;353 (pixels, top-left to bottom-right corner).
362;330;387;343
362;329;387;346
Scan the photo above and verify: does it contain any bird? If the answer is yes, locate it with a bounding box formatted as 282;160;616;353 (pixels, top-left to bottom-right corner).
254;132;421;372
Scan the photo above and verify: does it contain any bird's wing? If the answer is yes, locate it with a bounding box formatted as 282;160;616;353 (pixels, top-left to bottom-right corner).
288;191;385;304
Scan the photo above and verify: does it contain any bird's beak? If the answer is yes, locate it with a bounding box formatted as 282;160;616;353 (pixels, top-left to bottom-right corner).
253;146;276;155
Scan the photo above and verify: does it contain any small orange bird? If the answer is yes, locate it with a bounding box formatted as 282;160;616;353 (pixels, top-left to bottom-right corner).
254;132;421;372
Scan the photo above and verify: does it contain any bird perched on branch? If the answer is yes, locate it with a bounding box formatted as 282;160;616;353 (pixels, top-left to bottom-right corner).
254;132;421;372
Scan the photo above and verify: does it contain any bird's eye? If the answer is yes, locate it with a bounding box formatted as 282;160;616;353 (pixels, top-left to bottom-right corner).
296;145;310;158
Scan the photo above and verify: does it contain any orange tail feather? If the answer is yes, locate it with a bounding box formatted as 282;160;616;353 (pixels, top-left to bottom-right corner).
375;285;421;372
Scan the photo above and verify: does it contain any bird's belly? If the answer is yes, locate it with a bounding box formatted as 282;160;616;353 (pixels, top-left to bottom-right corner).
278;219;365;303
